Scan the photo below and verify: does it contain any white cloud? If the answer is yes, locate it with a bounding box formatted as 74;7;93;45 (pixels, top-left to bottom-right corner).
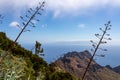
53;10;61;18
9;21;19;28
0;0;40;8
0;0;40;14
0;0;120;18
41;24;47;28
46;0;120;17
78;24;86;28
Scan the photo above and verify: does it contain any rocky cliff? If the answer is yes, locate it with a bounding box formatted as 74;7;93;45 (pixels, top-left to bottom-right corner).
54;50;120;80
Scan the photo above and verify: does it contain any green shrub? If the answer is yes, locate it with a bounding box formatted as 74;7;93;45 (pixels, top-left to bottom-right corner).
0;32;49;80
49;72;75;80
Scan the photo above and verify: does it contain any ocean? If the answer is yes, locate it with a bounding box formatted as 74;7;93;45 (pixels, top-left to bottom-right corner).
22;43;120;67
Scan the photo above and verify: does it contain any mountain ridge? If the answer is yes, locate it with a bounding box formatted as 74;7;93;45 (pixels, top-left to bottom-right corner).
54;50;120;80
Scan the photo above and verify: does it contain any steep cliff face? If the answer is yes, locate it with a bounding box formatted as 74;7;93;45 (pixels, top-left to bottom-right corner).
54;50;120;80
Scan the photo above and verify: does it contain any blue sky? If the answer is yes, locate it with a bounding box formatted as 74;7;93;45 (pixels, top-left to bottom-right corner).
0;0;120;45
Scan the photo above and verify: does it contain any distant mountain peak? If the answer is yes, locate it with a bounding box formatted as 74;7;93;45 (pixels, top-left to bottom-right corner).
54;50;120;80
60;50;92;61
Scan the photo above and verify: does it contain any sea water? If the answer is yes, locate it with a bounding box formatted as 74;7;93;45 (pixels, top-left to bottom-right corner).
22;43;120;67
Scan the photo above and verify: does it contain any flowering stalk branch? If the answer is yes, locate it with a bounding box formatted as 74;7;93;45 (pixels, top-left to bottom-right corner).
82;21;112;80
0;1;45;63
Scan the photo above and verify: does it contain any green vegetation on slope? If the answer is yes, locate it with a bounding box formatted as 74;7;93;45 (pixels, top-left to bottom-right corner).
0;32;49;79
0;32;75;80
49;71;75;80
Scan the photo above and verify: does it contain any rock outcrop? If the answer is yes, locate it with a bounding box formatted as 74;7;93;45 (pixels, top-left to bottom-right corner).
54;50;120;80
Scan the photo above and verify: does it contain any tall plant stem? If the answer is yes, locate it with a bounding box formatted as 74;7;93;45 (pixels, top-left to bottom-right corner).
81;24;109;80
0;2;45;64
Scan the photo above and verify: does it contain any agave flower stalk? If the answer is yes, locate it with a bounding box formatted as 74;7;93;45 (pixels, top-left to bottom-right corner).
0;1;45;63
82;21;112;80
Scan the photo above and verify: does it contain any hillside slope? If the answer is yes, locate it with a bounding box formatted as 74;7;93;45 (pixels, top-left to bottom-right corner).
113;65;120;74
0;32;50;79
54;50;120;80
0;32;76;80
